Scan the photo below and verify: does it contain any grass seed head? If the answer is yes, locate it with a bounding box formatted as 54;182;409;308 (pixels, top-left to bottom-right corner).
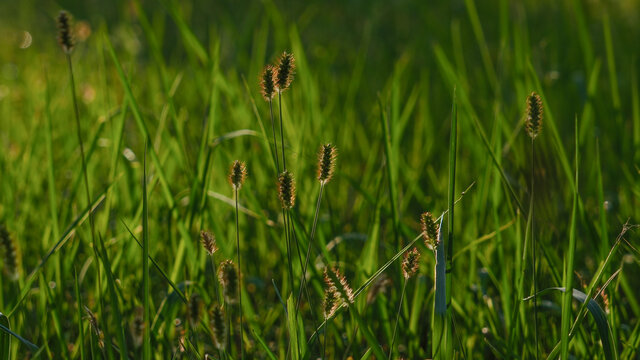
260;64;276;101
210;306;227;351
200;230;218;255
0;224;21;281
57;10;74;54
229;160;247;190
421;212;439;251
84;306;105;349
218;260;239;304
278;170;296;209
275;51;295;92
322;287;340;319
402;247;421;279
525;92;543;139
318;143;337;184
324;267;354;305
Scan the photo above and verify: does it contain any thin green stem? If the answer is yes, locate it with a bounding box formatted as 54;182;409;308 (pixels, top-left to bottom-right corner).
235;188;244;359
295;183;325;311
531;137;539;360
388;278;408;360
278;90;287;170
269;99;280;174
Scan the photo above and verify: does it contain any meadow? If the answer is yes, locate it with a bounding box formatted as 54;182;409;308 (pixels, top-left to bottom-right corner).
0;0;639;358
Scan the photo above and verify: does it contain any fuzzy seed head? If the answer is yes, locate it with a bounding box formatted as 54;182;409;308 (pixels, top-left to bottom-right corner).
278;171;296;209
218;260;239;304
0;224;20;281
200;230;218;255
229;160;247;190
421;212;439;251
322;288;340;319
57;10;75;54
402;247;421;279
275;51;295;91
525;92;543;139
210;306;227;351
324;267;354;305
260;65;276;101
318;143;337;184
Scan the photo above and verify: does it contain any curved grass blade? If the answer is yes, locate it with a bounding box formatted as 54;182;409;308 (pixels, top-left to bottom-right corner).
524;287;617;360
0;313;38;352
0;313;10;359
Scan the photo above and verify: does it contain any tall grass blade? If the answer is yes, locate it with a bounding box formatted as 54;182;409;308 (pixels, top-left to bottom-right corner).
560;116;579;359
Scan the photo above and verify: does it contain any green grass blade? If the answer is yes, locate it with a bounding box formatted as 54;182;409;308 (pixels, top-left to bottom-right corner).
142;144;151;360
0;314;37;352
251;328;278;360
560;116;579;359
377;96;400;247
444;88;457;359
74;269;86;360
96;234;128;358
531;288;618;360
287;295;300;360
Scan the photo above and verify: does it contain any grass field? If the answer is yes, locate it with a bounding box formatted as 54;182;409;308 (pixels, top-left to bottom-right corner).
1;0;639;358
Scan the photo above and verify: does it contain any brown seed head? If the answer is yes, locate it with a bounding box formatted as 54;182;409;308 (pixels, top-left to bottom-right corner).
260;65;276;101
278;171;296;209
210;306;227;351
322;288;340;319
229;160;247;190
525;92;543;139
200;230;218;256
130;306;144;349
402;247;421;279
57;10;75;54
318;143;337;184
218;260;239;304
324;267;354;305
275;51;295;91
421;212;439;251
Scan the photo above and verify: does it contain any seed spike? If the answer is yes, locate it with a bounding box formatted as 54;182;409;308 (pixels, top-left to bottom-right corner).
57;10;75;54
278;170;296;209
210;306;227;351
275;51;295;92
229;160;247;190
218;260;239;304
200;230;218;256
525;92;543;139
420;212;439;251
318;143;337;184
402;247;421;279
260;65;276;101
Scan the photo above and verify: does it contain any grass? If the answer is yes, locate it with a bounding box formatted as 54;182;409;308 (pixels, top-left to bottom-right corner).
0;0;639;358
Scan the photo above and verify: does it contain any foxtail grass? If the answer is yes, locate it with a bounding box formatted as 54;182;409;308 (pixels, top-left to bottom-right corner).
296;143;337;312
274;51;295;171
229;160;247;358
525;91;543;359
389;247;420;359
261;65;280;173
